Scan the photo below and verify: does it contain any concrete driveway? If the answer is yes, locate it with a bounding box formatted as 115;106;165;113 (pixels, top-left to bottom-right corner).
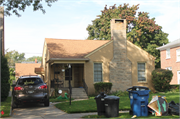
9;102;97;119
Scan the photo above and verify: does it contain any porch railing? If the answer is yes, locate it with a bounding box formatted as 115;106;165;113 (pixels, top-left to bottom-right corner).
82;79;88;95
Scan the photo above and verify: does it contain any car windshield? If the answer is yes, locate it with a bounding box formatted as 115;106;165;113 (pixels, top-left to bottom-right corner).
17;78;43;85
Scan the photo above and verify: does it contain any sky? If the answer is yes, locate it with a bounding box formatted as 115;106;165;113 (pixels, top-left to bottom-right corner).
4;0;180;58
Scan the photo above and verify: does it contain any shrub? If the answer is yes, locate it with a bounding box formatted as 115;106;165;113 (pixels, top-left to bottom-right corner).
169;85;180;92
94;82;112;94
152;69;173;92
1;54;10;101
9;68;15;85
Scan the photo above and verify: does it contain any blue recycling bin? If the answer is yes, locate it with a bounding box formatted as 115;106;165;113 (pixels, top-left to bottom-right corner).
127;86;150;117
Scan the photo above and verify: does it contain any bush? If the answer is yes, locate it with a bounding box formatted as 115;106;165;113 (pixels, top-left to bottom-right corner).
9;68;15;85
169;85;180;92
152;69;173;92
1;54;10;101
94;82;112;94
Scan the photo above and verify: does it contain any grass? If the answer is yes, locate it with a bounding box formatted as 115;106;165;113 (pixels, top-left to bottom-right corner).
0;97;11;118
55;92;180;114
82;113;180;118
49;98;74;102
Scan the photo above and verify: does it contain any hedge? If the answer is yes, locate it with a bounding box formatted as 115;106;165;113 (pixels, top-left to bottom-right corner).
94;82;112;94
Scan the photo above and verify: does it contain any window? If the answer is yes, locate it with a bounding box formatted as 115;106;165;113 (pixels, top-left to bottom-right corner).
177;49;180;62
166;48;170;59
138;63;146;81
65;67;72;80
17;78;43;86
166;67;172;70
94;63;102;82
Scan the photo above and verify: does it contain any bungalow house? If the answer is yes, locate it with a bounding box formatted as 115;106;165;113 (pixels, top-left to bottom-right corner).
15;59;41;80
156;39;180;84
35;19;155;98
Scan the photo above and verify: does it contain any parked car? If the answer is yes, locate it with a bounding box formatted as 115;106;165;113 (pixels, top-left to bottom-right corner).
12;75;49;108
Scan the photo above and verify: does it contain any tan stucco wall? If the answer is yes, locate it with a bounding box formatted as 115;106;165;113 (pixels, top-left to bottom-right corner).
85;40;155;95
85;42;113;95
127;41;155;91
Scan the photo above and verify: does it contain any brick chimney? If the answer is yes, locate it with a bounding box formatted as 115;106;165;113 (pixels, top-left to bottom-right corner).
35;58;38;63
109;19;132;91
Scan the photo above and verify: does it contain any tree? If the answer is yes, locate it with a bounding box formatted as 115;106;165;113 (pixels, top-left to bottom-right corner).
1;53;10;101
86;4;169;68
5;49;25;67
25;56;42;62
0;0;57;17
9;67;15;85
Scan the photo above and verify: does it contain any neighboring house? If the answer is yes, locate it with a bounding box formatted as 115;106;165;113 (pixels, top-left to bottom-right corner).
156;39;180;84
35;19;155;96
15;59;41;80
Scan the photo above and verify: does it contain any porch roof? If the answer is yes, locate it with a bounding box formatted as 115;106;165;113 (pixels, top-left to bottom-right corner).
46;58;89;64
34;67;45;74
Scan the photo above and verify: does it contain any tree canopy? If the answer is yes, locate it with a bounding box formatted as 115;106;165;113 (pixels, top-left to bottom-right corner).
0;0;57;17
5;49;25;67
26;56;42;62
86;3;169;68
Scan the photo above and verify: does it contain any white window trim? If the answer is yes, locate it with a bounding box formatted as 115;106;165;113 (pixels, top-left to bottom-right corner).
177;71;180;84
166;67;172;70
93;62;103;83
137;62;147;83
166;48;171;59
176;49;180;62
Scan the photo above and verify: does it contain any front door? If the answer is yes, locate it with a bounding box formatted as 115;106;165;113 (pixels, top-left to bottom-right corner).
64;66;74;87
178;71;180;84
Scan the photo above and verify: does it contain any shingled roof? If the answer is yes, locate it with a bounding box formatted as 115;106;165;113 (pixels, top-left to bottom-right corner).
15;63;41;77
45;38;110;58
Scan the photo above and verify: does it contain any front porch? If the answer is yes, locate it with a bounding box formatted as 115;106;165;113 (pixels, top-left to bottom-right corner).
48;63;88;98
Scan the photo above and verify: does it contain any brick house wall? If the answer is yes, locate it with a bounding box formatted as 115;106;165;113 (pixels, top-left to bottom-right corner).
160;46;180;84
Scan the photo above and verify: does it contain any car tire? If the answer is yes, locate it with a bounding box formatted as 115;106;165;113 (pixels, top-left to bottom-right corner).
44;99;49;107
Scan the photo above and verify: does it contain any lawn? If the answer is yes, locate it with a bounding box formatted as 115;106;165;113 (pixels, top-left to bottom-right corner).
0;97;11;118
49;97;74;103
55;92;180;114
82;113;180;118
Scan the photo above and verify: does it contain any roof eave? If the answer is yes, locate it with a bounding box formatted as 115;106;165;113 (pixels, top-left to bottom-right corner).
156;43;180;51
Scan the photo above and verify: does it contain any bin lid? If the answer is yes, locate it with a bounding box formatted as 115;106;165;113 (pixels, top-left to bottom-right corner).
94;92;107;99
131;90;150;96
127;86;149;91
104;96;120;100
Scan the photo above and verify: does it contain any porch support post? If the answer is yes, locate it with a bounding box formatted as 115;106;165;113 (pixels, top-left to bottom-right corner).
68;64;72;105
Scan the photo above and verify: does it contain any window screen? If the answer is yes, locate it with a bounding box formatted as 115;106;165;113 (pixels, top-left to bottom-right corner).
177;49;180;61
94;63;102;82
166;48;170;59
138;63;146;81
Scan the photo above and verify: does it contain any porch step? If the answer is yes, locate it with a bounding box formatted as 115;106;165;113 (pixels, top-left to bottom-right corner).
71;88;88;99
